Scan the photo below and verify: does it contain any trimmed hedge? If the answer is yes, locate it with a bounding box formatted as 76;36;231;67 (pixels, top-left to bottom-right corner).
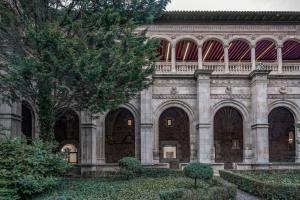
202;177;237;200
142;168;183;177
220;170;300;200
159;177;237;200
159;188;185;200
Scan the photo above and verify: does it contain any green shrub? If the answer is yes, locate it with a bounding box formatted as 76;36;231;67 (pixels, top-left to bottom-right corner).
118;157;142;180
142;168;183;177
220;170;300;200
202;177;237;200
184;162;213;188
0;138;70;199
159;188;185;200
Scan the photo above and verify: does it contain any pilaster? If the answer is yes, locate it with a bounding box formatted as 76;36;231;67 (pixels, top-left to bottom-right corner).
0;101;22;138
140;85;154;165
80;111;97;172
249;70;270;164
194;69;213;163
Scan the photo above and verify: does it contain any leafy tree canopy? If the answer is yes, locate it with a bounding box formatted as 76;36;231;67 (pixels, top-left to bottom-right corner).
0;0;169;140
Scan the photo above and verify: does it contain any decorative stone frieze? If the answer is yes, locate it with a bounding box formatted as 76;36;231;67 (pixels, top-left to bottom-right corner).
153;94;197;99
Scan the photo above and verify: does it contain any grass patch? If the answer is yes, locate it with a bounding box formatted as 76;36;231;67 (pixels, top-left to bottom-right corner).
33;177;210;200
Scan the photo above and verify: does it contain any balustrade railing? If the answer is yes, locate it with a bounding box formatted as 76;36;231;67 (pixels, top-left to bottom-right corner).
229;62;251;73
203;62;225;72
283;63;300;72
263;62;278;71
175;62;198;72
155;62;300;74
155;62;171;72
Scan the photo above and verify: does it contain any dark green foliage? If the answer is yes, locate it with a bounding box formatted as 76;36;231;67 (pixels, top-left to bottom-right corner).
159;188;185;200
202;177;237;200
0;0;170;141
220;170;300;200
118;157;142;180
141;167;183;177
184;162;213;188
0;138;70;199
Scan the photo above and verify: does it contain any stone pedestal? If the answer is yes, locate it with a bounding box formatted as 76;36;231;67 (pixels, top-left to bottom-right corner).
80;111;97;172
250;70;270;163
0;102;22;138
195;70;213;163
140;86;153;165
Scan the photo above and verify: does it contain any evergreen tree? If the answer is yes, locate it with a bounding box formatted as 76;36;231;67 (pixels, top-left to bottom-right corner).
0;0;169;141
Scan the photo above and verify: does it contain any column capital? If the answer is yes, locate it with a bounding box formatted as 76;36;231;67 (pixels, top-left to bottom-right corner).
276;44;284;48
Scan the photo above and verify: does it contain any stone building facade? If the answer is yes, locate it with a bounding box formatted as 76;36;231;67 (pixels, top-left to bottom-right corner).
1;11;300;172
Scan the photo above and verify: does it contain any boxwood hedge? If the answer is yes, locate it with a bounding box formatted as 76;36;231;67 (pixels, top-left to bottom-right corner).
220;170;300;200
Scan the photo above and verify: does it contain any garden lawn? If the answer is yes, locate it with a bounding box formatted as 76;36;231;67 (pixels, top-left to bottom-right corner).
33;177;210;200
233;170;300;185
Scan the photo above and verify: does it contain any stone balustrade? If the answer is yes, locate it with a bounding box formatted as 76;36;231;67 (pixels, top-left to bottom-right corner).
283;63;300;72
175;62;198;72
155;61;300;75
229;62;252;73
203;62;225;72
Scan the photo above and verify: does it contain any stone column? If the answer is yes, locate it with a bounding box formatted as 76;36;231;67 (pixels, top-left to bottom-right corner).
249;70;270;164
277;45;283;73
195;70;213;163
224;45;229;73
96;114;105;164
198;45;203;69
80;111;97;173
140;85;153;165
251;45;256;71
0;101;22;138
171;47;176;72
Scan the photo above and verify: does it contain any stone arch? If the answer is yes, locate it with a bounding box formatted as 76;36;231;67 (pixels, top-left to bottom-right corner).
175;37;199;61
228;36;252;46
228;39;251;61
282;39;300;61
282;36;300;44
174;35;200;47
201;36;226;46
268;107;296;162
104;103;140;163
269;100;300;121
212;100;251;163
254;36;279;46
54;109;80;163
158;107;190;168
149;35;174;46
21;101;35;140
268;100;300;163
213;106;244;168
154;100;196;163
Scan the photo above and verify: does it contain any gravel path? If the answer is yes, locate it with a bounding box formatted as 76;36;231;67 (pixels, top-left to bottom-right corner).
236;189;262;200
